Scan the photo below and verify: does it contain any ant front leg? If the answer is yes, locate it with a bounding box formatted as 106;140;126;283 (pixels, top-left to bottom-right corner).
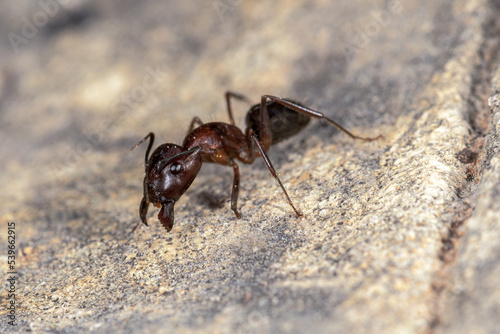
260;95;382;141
187;116;203;134
131;197;149;233
130;132;155;167
225;91;251;126
230;161;241;218
130;133;155;233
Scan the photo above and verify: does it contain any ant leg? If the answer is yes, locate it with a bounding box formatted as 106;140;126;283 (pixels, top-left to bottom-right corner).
131;132;155;167
260;95;382;141
131;197;149;233
251;134;302;217
230;161;242;219
258;95;273;150
187;116;203;134
225;91;251;126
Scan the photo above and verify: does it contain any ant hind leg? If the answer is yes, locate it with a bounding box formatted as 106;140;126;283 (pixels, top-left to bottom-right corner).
251;134;302;217
260;95;382;141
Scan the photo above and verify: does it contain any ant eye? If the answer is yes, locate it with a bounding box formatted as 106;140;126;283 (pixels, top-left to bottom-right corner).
170;163;182;175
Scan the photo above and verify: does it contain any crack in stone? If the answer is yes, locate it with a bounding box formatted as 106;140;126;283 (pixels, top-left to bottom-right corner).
427;4;500;331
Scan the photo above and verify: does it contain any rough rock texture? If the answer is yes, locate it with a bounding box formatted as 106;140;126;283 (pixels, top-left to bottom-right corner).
436;45;500;334
0;0;499;333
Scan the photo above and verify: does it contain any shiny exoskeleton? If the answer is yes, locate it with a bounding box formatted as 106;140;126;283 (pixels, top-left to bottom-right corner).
131;91;381;232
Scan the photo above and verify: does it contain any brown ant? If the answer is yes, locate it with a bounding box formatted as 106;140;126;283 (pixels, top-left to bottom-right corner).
131;91;381;232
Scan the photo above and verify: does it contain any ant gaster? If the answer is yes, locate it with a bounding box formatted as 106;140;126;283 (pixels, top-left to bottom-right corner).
131;92;381;232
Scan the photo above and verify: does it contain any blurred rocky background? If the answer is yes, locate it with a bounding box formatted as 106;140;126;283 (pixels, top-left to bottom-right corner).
1;0;499;333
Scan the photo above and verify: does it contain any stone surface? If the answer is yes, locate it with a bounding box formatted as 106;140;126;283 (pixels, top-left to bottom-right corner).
436;46;500;334
0;0;499;333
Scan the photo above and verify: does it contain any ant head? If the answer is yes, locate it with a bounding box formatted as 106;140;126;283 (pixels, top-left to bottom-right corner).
144;144;202;231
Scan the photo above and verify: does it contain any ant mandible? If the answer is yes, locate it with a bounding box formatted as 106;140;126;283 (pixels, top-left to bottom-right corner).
131;91;382;232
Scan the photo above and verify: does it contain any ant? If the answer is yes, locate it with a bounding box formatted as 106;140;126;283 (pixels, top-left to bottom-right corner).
131;91;382;232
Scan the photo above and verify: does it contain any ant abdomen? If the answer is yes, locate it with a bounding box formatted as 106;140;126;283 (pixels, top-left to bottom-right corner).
245;99;310;145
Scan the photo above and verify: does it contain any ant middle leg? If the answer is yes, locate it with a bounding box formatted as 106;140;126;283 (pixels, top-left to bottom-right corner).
229;132;258;218
260;95;382;141
225;91;251;126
